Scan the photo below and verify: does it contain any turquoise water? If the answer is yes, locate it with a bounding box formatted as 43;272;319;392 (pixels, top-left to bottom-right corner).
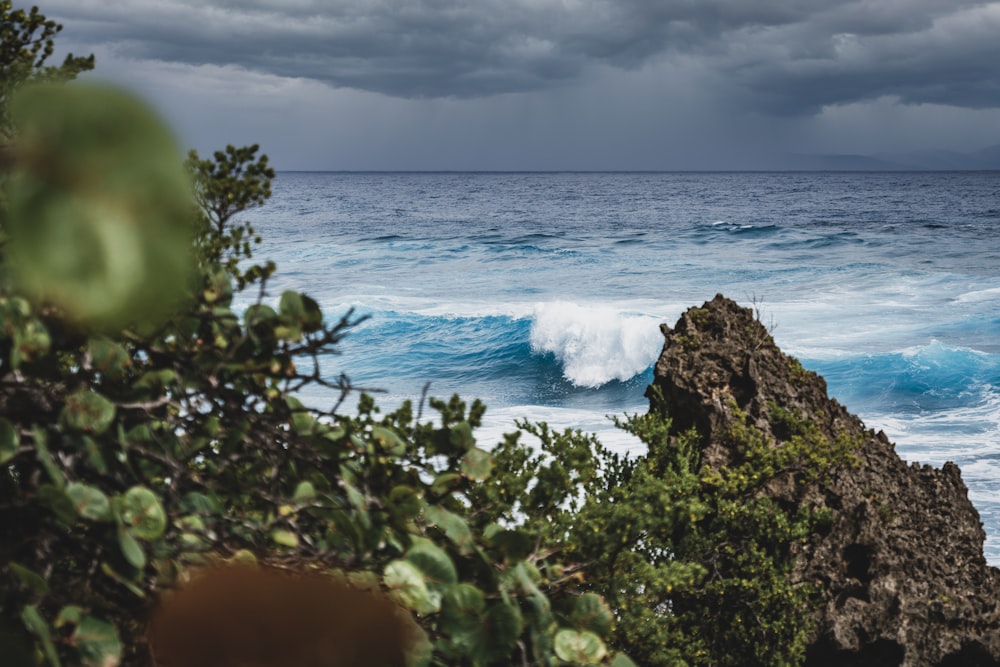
248;171;1000;562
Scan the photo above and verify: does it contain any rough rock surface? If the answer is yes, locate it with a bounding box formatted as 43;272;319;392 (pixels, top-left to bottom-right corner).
648;295;1000;667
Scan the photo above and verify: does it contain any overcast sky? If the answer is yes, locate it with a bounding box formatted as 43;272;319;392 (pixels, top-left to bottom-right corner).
43;0;1000;170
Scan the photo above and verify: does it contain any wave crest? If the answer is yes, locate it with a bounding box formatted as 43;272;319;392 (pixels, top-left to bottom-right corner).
529;302;662;387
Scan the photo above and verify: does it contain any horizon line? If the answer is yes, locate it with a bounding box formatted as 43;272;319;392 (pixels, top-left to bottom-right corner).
275;168;1000;174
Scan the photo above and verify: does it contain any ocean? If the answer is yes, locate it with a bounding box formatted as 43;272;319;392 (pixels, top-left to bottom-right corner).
246;171;1000;564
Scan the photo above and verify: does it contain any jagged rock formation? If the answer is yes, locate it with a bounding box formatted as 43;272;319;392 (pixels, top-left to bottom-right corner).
648;295;1000;667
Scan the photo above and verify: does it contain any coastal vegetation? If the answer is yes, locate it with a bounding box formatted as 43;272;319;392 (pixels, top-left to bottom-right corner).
1;4;860;666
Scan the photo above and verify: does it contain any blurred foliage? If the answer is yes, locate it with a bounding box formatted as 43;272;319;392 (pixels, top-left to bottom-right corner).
6;83;196;329
0;5;852;667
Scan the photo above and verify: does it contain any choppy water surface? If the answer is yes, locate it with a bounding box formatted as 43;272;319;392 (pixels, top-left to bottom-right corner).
249;171;1000;562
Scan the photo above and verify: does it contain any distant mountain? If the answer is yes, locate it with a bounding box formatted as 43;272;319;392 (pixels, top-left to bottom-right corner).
780;153;908;171
873;149;976;170
766;144;1000;171
872;145;1000;170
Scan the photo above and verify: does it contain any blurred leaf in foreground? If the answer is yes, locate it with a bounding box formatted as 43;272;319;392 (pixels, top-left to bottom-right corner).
5;82;195;331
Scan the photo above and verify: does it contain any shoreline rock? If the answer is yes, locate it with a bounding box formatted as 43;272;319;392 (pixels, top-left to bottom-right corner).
647;295;1000;666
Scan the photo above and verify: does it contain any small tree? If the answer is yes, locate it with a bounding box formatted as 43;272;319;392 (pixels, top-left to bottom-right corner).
0;1;94;140
186;143;277;290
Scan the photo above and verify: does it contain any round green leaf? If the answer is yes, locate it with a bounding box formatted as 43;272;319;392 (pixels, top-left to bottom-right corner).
278;290;323;332
66;483;112;522
244;304;278;332
424;505;475;555
405;538;458;588
460;446;494;480
61;391;116;435
119;486;167;540
276;290;307;326
11;318;50;367
431;472;462;495
269;528;299;548
299;294;323;332
55;606;83;628
371;426;406;456
384;560;440;615
292;481;316;503
462;603;523;664
7;83;196;331
569;593;615;636
176;514;206;550
273;322;302;342
88;338;131;377
279;290;304;317
73;614;123;667
228;549;258;566
176;515;205;532
0;418;19;464
554;629;608;665
388;485;422;520
440;583;486;630
179;532;207;550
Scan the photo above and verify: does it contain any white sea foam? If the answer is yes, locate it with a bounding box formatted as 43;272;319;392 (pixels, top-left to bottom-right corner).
955;286;1000;303
528;301;664;388
320;295;678;323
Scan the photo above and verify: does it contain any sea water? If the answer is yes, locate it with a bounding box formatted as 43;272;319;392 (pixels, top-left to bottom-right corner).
246;171;1000;563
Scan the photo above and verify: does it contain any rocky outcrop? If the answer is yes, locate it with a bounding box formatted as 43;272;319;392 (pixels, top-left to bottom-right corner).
648;295;1000;667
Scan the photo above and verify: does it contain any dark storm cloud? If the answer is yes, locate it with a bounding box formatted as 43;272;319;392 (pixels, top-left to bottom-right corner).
725;2;1000;114
47;0;1000;113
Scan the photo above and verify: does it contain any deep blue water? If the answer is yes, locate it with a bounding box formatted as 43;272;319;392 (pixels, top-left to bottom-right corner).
248;171;1000;563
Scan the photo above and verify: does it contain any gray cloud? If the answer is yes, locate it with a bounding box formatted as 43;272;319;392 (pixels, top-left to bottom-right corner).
45;0;1000;114
724;2;1000;114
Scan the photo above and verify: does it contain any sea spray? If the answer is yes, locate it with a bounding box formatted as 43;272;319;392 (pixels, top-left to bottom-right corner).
529;301;663;387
